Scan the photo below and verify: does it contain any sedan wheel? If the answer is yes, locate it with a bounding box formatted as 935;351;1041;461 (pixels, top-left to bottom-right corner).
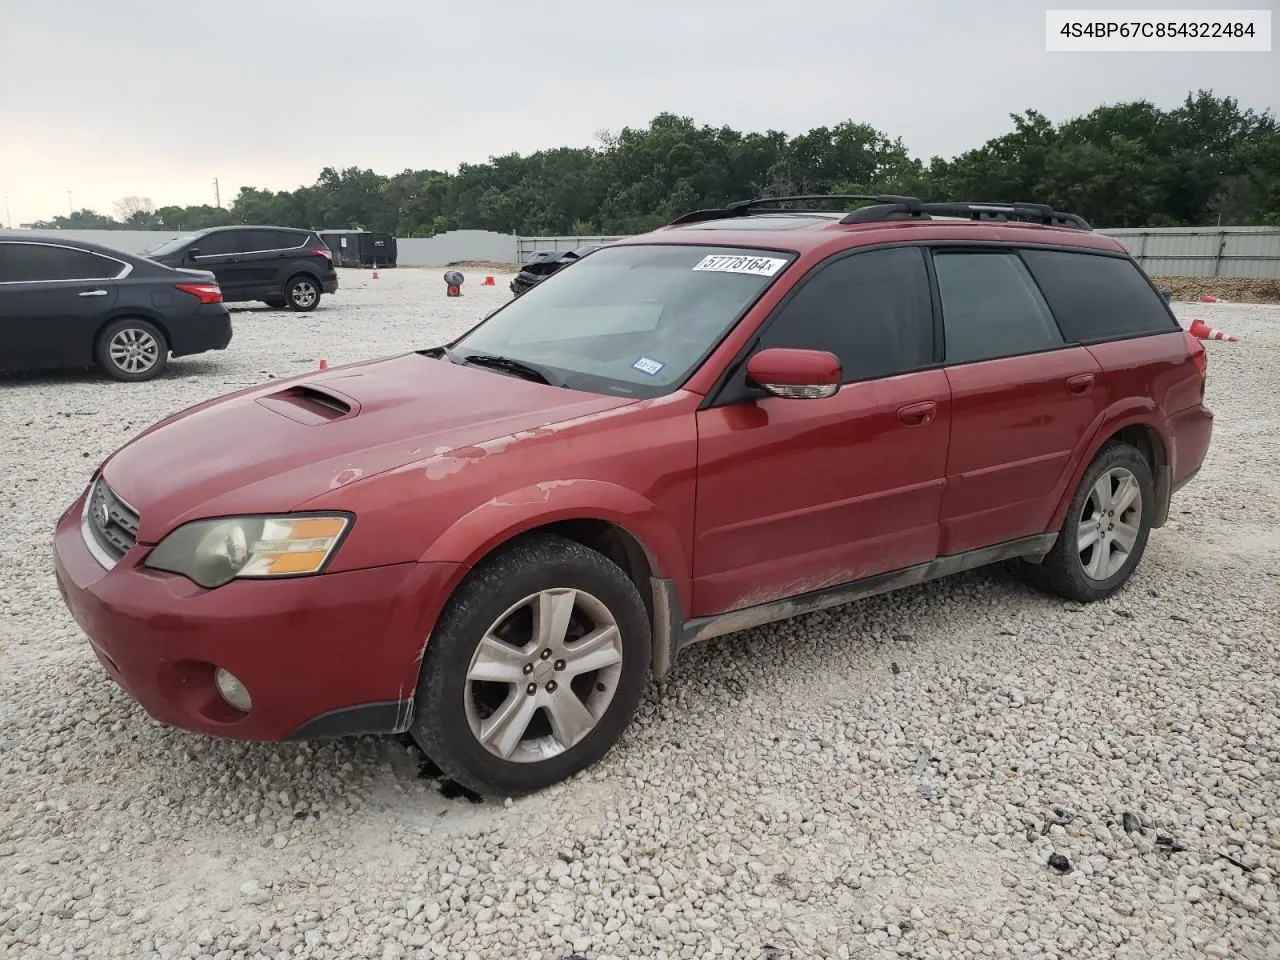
411;534;651;796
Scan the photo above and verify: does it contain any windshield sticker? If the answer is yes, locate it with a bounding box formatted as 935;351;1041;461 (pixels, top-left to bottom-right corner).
691;254;787;277
632;356;665;376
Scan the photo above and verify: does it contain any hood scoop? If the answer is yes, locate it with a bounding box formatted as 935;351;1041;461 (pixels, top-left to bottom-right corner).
255;384;358;425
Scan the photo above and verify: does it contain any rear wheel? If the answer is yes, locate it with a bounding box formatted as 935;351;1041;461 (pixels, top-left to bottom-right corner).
411;534;651;796
1020;442;1153;602
96;318;168;382
284;275;320;312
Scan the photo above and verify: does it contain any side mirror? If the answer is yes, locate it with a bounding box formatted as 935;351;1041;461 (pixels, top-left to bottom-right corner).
746;347;841;399
187;247;201;259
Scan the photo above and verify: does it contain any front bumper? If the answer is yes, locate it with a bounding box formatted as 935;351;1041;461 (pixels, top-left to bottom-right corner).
52;487;461;740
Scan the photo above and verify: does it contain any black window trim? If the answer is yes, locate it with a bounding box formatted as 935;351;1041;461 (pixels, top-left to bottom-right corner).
1011;244;1182;348
0;240;132;284
927;245;1073;369
701;241;943;410
191;228;313;259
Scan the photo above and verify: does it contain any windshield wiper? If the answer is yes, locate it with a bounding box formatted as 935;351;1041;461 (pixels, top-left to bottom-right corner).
448;348;561;387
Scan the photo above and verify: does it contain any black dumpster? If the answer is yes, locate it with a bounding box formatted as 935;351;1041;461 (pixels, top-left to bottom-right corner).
319;230;398;268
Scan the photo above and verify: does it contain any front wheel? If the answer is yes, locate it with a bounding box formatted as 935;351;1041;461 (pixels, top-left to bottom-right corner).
284;275;320;312
1020;442;1154;603
411;534;651;796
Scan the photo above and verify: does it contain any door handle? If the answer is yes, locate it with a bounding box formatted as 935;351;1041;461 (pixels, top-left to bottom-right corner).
897;401;937;427
78;289;109;297
1067;373;1095;395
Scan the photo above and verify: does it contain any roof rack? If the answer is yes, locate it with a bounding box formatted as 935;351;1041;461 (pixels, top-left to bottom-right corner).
666;195;916;226
840;199;1091;229
667;194;1091;230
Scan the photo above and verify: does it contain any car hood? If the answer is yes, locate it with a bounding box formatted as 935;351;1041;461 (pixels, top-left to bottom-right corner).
100;352;636;543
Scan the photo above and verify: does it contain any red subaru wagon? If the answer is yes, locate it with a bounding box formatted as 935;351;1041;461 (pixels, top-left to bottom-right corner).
53;196;1214;795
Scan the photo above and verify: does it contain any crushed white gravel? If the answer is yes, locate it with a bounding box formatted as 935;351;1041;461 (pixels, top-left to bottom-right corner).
1;270;1277;960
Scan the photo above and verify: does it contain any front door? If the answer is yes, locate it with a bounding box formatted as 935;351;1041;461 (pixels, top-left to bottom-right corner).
188;230;243;297
692;246;950;617
0;242;121;369
930;248;1105;555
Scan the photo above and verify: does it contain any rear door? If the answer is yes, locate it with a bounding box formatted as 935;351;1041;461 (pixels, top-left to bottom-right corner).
237;229;307;296
0;242;122;370
932;248;1104;555
693;246;950;615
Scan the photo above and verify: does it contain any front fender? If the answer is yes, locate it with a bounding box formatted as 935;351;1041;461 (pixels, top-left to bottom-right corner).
418;478;692;611
1045;399;1173;533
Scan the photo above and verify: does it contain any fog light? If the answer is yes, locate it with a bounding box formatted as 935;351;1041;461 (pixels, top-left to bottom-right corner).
214;667;252;713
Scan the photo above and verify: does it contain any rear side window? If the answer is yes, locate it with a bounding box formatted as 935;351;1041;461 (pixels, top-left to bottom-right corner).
760;247;935;382
933;251;1064;364
0;243;122;282
1019;249;1178;342
240;230;305;253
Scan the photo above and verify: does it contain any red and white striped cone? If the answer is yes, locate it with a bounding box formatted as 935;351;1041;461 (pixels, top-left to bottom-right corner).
1188;318;1238;342
1200;294;1231;303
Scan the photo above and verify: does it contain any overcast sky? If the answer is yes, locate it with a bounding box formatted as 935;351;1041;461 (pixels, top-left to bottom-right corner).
1;0;1275;225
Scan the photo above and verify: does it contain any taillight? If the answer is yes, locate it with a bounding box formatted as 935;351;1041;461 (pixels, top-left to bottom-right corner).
311;247;333;260
174;282;223;304
1184;330;1207;379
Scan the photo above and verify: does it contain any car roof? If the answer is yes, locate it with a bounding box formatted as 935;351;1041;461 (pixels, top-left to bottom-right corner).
624;211;1127;257
196;225;311;235
0;233;148;262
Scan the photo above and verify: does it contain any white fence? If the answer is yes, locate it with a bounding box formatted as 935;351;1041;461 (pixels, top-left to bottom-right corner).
5;225;1279;277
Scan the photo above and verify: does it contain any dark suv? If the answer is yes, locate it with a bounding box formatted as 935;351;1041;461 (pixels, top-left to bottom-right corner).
144;226;338;312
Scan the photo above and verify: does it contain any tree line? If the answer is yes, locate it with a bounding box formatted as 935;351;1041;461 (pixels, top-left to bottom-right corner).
30;91;1279;236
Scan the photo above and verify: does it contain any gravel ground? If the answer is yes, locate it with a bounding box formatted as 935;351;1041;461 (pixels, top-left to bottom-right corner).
1;272;1277;960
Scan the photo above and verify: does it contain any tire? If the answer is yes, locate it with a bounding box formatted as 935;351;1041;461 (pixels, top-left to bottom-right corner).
96;318;168;382
284;275;320;312
411;533;651;796
264;297;287;309
1020;442;1154;603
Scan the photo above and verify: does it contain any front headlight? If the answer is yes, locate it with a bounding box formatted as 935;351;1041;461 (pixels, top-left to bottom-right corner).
144;514;351;589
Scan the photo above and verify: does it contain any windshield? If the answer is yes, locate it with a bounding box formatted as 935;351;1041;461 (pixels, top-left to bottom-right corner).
451;244;795;397
142;234;197;256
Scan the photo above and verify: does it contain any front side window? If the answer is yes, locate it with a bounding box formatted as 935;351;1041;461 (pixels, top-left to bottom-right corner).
191;232;237;257
0;243;121;282
933;251;1064;364
757;246;935;382
451;244;796;397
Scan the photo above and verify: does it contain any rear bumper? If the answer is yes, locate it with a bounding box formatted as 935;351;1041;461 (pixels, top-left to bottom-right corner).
52;486;462;740
1170;402;1213;488
322;277;339;294
168;306;232;357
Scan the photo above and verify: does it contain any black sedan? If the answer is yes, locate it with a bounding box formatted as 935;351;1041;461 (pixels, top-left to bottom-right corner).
0;236;232;381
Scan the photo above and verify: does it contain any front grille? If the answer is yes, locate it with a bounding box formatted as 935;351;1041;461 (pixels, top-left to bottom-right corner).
83;478;140;566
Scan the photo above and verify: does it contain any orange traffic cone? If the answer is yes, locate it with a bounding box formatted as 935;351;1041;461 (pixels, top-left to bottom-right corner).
1188;318;1238;342
1200;293;1232;303
318;358;328;370
372;262;380;279
483;276;495;286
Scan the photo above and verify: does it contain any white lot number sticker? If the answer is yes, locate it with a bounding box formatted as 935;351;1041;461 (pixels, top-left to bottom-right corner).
691;254;787;277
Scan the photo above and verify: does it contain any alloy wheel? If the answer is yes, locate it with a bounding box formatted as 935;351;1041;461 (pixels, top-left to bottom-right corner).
291;280;318;308
464;588;624;763
108;328;160;375
1077;466;1143;580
